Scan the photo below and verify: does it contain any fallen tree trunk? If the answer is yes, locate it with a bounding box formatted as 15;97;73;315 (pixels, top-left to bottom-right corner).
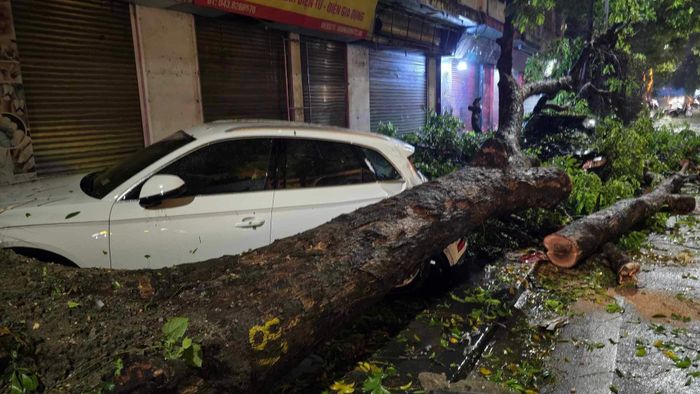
0;167;571;393
543;174;695;268
600;242;641;285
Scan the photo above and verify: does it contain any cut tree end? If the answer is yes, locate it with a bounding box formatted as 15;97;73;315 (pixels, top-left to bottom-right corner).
543;234;580;268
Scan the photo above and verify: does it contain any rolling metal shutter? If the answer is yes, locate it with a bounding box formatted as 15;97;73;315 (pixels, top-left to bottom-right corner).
370;49;426;134
301;36;347;127
196;16;287;122
13;0;144;176
446;59;481;129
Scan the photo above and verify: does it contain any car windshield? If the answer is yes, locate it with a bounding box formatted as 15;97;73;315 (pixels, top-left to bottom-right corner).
81;130;195;199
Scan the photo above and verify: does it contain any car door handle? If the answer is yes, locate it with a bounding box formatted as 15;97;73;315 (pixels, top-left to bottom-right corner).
235;217;266;229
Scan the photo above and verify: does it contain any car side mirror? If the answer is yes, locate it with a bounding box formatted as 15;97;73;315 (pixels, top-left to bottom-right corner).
139;175;185;207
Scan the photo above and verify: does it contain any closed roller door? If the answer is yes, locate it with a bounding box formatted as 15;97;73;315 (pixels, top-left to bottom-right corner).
13;0;144;176
301;36;347;127
196;16;287;122
370;49;426;134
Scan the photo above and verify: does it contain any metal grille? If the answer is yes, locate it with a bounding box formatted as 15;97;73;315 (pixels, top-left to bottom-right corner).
301;36;347;127
369;48;426;135
13;0;144;176
196;15;287;122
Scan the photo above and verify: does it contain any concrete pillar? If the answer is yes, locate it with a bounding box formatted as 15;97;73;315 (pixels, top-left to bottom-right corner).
347;44;370;131
427;56;437;112
287;33;304;122
132;5;202;144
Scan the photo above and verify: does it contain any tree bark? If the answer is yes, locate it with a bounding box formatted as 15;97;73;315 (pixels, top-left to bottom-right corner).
600;242;641;285
543;174;695;268
471;0;532;169
523;76;574;99
0;167;571;393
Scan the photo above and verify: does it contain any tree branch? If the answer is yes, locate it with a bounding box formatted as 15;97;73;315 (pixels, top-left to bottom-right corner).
578;82;614;98
523;76;574;99
540;103;572;113
525;22;624;102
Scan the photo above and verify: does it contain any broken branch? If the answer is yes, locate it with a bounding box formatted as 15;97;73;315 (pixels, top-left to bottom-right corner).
543;173;695;268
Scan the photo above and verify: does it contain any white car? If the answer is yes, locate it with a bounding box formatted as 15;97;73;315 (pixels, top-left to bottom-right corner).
0;120;465;273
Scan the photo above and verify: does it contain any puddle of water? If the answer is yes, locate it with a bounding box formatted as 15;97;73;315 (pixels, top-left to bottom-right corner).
612;288;700;326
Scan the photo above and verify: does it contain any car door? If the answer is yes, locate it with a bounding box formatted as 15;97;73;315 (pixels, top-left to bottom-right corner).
270;138;404;241
108;138;274;269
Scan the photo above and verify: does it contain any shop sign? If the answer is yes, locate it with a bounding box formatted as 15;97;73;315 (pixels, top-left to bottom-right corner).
194;0;378;39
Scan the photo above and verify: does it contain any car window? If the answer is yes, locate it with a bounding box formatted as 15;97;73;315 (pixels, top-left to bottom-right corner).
159;138;273;196
82;130;194;199
360;147;402;181
282;139;375;189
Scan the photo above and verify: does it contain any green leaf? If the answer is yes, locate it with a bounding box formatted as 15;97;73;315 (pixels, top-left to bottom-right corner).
184;342;203;368
114;357;124;377
676;357;692;369
449;292;467;303
372;386;391;394
162;317;188;341
362;375;389;394
64;211;81;219
664;350;680;362
385;365;397;377
67;300;80;309
635;347;647;357
605;302;624;314
671;313;691;322
182;337;192;349
649;323;666;334
610;385;619;393
545;299;564;314
10;371;23;394
20;372;38;391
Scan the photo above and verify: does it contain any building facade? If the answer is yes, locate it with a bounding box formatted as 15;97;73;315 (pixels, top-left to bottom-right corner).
0;0;558;184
